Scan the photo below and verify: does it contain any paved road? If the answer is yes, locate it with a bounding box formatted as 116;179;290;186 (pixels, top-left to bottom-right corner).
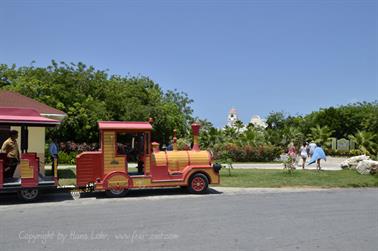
0;187;377;251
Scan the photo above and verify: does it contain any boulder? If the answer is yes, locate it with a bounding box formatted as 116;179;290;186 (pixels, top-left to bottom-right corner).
356;160;378;175
340;155;370;169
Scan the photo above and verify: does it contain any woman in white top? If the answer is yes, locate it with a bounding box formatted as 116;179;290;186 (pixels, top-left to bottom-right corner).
299;142;308;170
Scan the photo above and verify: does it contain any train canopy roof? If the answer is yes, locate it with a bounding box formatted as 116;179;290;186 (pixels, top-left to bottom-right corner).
98;121;153;131
0;91;66;120
0;107;60;126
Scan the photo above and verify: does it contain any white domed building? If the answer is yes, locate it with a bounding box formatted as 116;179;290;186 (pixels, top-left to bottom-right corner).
225;108;268;130
250;115;268;129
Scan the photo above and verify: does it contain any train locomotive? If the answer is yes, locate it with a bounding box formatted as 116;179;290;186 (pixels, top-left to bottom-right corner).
76;121;221;197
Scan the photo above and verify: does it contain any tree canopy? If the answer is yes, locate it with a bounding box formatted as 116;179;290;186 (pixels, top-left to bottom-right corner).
1;61;377;159
0;61;194;144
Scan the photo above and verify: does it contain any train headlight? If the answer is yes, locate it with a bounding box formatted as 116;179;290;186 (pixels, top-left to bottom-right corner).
213;163;222;172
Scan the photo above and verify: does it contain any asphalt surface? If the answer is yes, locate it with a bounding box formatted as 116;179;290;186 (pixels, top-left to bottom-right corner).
0;187;377;251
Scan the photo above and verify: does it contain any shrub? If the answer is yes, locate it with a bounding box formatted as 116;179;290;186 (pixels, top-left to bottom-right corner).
57;151;77;165
325;148;364;157
213;144;281;162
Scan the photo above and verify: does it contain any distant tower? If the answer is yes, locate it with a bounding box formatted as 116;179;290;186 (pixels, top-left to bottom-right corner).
227;108;238;127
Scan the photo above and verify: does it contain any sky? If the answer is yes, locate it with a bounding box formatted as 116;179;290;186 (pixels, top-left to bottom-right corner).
1;0;377;128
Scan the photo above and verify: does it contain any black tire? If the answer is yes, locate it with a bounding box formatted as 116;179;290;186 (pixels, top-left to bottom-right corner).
17;189;39;202
180;186;188;193
188;173;209;194
105;188;128;198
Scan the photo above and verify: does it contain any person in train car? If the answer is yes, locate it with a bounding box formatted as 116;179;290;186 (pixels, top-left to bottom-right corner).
1;130;20;178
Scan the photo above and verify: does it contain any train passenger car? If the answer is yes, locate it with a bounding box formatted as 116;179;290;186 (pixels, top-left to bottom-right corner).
76;122;221;197
0;107;60;201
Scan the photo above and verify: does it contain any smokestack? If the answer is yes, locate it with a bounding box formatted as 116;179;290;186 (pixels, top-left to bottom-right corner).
191;123;200;151
173;129;178;151
152;142;160;153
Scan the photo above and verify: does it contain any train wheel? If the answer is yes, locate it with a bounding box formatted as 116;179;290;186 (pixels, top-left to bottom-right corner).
105;188;128;198
188;173;209;194
17;189;39;202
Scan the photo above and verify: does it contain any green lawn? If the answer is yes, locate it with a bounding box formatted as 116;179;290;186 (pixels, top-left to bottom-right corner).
50;167;378;188
215;168;378;188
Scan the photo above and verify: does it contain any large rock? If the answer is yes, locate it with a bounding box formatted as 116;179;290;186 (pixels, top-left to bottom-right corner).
340;155;370;169
356;160;378;175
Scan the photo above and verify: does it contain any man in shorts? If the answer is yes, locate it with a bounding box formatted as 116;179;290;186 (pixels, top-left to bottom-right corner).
1;130;20;178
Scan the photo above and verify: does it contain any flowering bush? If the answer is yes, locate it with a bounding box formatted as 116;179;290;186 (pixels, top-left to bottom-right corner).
213;143;281;162
45;142;99;164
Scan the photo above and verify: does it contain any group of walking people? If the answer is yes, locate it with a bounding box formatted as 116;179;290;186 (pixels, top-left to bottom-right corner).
287;141;326;170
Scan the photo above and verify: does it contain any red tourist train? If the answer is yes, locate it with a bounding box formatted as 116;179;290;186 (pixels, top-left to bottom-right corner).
0;108;221;201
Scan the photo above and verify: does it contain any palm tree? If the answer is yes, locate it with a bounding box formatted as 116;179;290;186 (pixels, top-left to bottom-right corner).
200;127;224;148
308;125;334;147
234;120;245;134
282;127;304;147
238;127;265;147
349;131;378;155
223;126;238;143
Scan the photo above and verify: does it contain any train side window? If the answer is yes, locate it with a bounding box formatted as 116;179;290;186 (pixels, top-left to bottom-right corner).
116;133;131;156
116;132;145;162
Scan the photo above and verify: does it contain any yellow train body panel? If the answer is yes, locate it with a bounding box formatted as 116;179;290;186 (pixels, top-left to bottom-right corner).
20;159;33;178
103;131;125;173
144;155;151;175
188;151;211;166
152;150;211;171
132;177;151;187
166;151;189;171
107;174;128;189
152;152;167;167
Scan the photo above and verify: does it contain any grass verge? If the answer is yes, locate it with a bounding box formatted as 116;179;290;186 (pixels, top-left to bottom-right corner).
49;167;378;188
215;168;378;188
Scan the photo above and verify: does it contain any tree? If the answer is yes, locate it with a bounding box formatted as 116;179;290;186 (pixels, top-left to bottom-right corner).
266;111;286;129
349;131;378;155
308;125;334;147
281;127;304;148
234;120;244;134
0;61;194;144
238;126;265;147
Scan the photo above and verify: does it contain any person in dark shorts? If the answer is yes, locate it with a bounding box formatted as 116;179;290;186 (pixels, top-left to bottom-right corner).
1;130;20;178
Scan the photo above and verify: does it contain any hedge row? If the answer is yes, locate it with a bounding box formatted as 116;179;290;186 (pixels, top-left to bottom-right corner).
213;143;282;162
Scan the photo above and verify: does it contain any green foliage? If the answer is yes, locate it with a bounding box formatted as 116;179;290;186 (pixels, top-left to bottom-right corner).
348;131;378;155
57;151;77;165
0;61;194;144
304;102;378;138
2;62;377;162
308;125;334;147
325;148;364;157
176;138;191;150
215;169;378;188
213;143;281;162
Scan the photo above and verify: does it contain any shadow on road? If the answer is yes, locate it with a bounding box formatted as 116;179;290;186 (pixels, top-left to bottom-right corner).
0;189;75;206
0;187;223;206
79;187;222;199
